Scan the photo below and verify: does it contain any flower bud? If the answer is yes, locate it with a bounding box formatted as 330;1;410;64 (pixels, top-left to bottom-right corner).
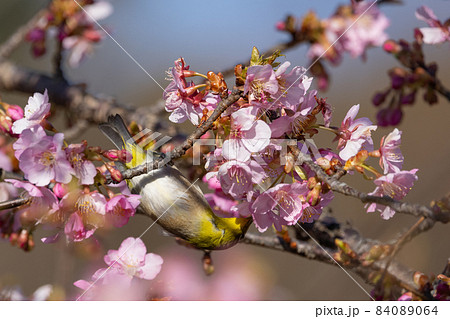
202;252;214;276
316;157;331;171
0;113;13;134
17;229;29;250
400;91;416;105
83;29;102;42
307;183;321;206
372;91;388;106
307;176;318;190
102;149;119;161
423;88;438;105
5;104;24;121
26;235;35;251
413;272;429;290
26;28;45;42
9;232;18;245
275;21;286;31
383;40;400;54
106;163;123;182
53;183;68;198
376;108;403;127
284;153;295;174
118;149;133;163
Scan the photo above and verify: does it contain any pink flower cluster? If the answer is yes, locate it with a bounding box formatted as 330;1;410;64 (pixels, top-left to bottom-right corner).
308;1;389;63
26;0;112;67
164;58;220;125
164;54;419;227
165;57;336;232
2;90;140;245
276;1;389;90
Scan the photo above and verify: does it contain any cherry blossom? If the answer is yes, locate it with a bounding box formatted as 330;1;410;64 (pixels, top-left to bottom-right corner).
105;193;141;227
17;131;74;186
217;158;266;200
270;90;317;138
365;169;418;220
337;104;377;161
65;142;97;185
415;5;450;45
74;237;162;300
100;237;163;284
244;64;278;102
11;90;50;134
164;58;220;125
272;62;313;111
58;190;107;242
222;107;271;162
203;175;238;218
251;182;309;232
379;128;403;174
13;125;47;159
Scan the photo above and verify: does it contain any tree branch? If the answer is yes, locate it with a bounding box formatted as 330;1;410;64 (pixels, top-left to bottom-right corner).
0;9;47;60
243;223;428;300
0;196;30;210
0;60;172;133
289;144;450;223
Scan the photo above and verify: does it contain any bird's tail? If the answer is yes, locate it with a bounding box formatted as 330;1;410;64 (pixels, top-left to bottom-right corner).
99;114;147;168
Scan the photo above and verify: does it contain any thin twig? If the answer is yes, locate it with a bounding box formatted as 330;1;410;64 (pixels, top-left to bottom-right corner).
0;196;30;210
289;144;450;222
53;40;65;80
120;89;243;181
243;232;334;264
0;60;171;133
0;168;24;181
0;9;47;60
376;216;426;293
243;229;428;299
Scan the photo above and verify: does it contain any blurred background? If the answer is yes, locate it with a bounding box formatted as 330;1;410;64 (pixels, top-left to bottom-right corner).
0;0;449;300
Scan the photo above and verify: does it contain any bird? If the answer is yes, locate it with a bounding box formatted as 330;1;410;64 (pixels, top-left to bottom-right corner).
99;114;252;250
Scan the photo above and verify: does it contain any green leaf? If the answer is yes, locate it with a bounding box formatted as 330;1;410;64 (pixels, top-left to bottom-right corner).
250;47;261;66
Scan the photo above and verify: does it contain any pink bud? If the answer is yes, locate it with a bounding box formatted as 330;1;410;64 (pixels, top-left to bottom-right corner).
83;29;102;42
32;42;46;57
6;105;24;121
102;149;119;161
383;40;399;53
9;232;18;245
0;115;13;134
413;28;423;43
106;163;123;182
275;21;286;31
53;183;68;198
118;149;132;163
400;91;416;105
26;28;46;42
17;229;29;249
110;168;123;182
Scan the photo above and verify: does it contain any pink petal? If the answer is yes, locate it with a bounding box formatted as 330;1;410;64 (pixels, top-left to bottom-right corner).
138;253;164;280
117;237;147;263
222;139;250;162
